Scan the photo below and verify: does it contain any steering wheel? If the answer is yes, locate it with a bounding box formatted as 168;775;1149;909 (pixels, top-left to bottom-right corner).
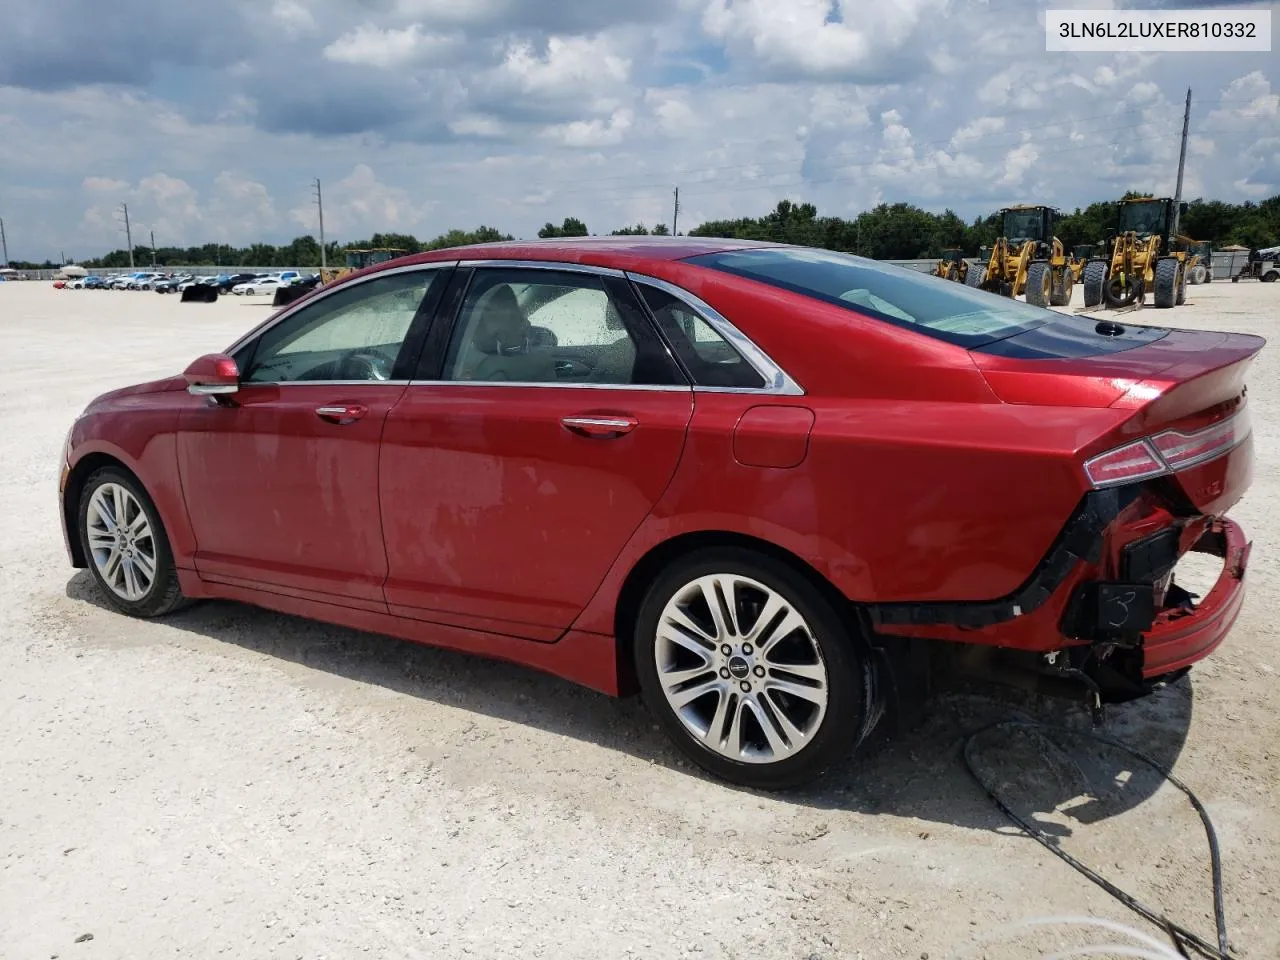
342;351;392;381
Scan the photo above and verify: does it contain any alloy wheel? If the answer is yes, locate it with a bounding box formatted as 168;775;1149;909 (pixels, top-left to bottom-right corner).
654;573;829;764
85;482;158;602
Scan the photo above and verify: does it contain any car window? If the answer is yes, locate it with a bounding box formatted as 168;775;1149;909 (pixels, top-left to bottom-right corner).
636;284;767;389
686;247;1054;348
442;268;684;386
241;269;438;383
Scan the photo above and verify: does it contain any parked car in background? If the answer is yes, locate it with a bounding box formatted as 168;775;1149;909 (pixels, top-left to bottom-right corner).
155;275;194;294
232;276;284;296
56;237;1262;789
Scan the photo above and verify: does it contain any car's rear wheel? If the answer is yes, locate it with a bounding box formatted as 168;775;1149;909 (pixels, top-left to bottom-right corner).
78;467;187;618
633;548;877;790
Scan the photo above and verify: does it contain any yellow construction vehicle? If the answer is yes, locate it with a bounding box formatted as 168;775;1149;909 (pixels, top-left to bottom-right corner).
320;247;408;285
1080;197;1190;310
965;205;1074;307
1070;244;1098;282
1184;239;1213;284
932;249;969;283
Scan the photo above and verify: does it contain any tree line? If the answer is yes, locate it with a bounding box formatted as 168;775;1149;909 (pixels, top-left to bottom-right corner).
9;192;1276;270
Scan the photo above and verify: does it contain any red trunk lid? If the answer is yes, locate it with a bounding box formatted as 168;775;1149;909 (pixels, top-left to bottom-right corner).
972;326;1265;514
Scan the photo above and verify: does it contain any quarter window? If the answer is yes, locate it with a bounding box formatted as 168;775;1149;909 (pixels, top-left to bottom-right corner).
240;270;439;383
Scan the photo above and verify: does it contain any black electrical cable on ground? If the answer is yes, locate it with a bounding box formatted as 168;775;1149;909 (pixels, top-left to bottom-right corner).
963;720;1236;960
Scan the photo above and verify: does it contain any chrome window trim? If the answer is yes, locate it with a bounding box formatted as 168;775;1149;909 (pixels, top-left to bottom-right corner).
457;259;626;278
625;273;805;397
222;261;458;357
404;380;692;393
237;380;413;387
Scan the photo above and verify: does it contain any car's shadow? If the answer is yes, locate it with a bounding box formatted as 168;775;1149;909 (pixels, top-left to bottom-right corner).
65;572;1193;836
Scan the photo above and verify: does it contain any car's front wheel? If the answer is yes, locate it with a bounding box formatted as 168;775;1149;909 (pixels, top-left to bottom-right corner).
77;467;187;618
634;548;878;790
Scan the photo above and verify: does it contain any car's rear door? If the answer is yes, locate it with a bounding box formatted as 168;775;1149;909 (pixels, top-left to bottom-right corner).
379;263;694;639
176;264;451;609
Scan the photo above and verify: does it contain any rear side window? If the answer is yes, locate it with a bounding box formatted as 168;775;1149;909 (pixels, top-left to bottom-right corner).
686;247;1054;348
637;284;766;389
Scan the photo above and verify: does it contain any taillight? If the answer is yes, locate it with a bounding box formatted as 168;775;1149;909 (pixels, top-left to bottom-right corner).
1085;408;1250;489
1150;407;1251;471
1084;439;1168;488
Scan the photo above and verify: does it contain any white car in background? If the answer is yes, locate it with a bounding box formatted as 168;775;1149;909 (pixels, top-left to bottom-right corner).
232;276;284;296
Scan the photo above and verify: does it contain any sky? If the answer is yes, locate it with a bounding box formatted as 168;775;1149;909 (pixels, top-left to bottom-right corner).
0;0;1276;262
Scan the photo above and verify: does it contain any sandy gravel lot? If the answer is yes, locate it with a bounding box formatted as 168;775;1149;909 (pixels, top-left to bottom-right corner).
1;279;1277;959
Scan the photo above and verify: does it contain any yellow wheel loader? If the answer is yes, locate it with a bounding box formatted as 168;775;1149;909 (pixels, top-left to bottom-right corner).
1184;240;1213;284
1080;197;1190;310
932;249;969;283
968;205;1075;307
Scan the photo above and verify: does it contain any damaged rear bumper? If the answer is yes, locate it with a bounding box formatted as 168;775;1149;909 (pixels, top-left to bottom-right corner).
864;486;1251;698
1139;520;1249;677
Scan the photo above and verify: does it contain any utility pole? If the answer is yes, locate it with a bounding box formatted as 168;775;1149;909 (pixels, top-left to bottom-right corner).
0;216;8;267
313;178;327;274
150;229;157;267
117;203;134;268
1171;87;1191;239
672;187;680;236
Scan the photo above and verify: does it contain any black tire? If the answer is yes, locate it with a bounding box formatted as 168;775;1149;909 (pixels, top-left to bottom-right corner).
1191;264;1207;285
1025;261;1052;307
1263;270;1279;283
1106;271;1142;308
1082;260;1107;308
965;264;986;288
77;467;188;618
1049;265;1074;307
633;548;878;791
1153;256;1179;308
1176;263;1188;305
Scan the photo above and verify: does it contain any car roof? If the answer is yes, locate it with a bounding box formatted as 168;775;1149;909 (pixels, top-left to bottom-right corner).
388;235;783;273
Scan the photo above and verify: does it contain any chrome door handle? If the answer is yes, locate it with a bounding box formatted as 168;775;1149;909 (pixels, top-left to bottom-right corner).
561;415;638;439
316;404;368;424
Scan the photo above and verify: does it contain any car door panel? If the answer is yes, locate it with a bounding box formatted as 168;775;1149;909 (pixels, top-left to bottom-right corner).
178;383;406;606
379;385;693;636
175;266;448;606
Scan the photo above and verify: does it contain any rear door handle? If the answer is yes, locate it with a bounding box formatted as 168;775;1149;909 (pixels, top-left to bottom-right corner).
561;415;638;439
316;404;368;424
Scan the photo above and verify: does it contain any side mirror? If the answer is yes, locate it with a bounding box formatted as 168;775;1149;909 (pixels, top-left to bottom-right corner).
184;353;240;396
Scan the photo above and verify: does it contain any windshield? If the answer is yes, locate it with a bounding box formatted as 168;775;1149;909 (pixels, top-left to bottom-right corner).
686;247;1055;348
1119;201;1168;236
1002;209;1045;241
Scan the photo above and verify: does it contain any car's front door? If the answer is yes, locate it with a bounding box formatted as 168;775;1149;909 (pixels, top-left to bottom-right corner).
379;264;694;639
176;265;450;608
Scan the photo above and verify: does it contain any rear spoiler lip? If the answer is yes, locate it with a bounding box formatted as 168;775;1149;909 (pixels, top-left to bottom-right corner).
1109;330;1266;410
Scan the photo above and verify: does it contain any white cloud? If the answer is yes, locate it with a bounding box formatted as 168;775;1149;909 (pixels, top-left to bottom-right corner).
271;0;317;37
289;164;434;236
448;114;507;138
543;109;634;147
702;0;942;80
499;35;630;95
323;24;456;69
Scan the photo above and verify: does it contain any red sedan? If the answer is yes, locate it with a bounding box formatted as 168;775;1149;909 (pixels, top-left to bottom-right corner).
59;237;1260;789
